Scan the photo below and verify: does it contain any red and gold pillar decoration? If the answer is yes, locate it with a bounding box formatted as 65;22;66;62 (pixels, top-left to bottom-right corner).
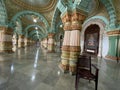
47;33;55;52
0;26;13;53
18;35;25;48
60;12;72;72
69;11;86;74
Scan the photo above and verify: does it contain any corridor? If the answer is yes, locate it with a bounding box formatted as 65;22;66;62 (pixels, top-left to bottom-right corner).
0;46;120;90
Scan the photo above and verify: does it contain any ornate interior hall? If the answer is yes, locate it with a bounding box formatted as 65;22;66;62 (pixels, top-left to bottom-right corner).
0;0;120;90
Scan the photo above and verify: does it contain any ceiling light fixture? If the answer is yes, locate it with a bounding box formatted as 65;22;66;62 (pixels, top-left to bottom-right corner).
35;27;38;30
33;18;37;23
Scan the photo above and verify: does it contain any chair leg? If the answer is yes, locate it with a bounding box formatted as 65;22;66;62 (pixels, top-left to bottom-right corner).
95;78;98;90
75;75;79;90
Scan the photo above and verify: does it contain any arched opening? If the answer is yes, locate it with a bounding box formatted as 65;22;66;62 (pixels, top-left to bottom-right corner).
84;24;100;56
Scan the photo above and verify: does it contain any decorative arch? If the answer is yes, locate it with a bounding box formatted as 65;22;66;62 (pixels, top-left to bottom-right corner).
29;30;44;38
51;8;61;33
0;0;8;26
54;21;64;41
100;0;117;29
81;16;109;57
24;24;47;35
9;10;49;29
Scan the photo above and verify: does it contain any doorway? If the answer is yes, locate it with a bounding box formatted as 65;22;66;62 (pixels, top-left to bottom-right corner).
84;24;100;55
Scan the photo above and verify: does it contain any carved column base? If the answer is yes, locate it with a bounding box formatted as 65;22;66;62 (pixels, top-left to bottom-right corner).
69;51;80;74
42;43;47;49
105;55;120;61
69;66;76;75
47;44;55;53
59;63;69;73
60;50;70;72
0;42;14;53
12;45;17;52
69;46;80;74
18;42;25;48
21;42;25;48
0;50;14;53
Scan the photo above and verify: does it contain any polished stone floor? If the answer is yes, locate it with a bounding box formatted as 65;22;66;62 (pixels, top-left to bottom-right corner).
0;45;120;90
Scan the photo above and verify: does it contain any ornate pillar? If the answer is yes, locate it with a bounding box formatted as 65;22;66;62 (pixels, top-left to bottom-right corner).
18;35;25;48
60;12;71;72
69;11;86;74
0;26;13;53
12;34;17;52
105;30;120;61
42;38;48;49
24;37;28;47
29;39;32;46
47;33;55;52
27;38;30;46
59;9;87;74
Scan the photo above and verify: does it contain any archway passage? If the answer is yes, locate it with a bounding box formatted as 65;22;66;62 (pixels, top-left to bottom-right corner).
84;24;100;55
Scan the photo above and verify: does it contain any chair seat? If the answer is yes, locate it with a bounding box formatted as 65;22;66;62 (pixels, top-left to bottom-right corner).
78;69;95;80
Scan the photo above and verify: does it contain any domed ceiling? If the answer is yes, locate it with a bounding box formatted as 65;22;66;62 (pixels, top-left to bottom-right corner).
20;0;51;7
11;0;57;13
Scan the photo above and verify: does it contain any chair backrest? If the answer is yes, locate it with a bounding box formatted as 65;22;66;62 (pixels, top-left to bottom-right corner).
77;55;91;71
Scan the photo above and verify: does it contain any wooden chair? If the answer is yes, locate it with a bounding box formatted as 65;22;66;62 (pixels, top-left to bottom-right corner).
75;55;99;90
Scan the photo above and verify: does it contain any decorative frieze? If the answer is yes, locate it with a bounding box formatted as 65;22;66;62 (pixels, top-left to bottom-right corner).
62;45;70;51
70;46;80;52
107;30;120;36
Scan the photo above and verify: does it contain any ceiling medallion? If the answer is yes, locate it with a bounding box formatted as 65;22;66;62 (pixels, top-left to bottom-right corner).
12;0;57;13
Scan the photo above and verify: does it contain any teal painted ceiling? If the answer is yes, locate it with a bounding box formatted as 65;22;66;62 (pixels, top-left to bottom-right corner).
1;0;119;40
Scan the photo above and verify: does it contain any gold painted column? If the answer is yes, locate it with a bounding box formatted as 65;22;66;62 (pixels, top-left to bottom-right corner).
0;27;13;53
69;11;86;74
60;12;71;72
18;35;25;48
47;33;55;52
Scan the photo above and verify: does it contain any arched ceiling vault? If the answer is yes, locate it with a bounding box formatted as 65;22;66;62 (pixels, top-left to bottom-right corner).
24;24;47;35
2;0;119;40
8;10;49;40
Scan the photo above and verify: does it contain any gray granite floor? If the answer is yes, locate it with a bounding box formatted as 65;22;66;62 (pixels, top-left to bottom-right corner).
0;45;120;90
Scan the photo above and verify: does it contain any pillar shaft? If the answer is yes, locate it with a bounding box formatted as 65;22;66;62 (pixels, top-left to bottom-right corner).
12;34;17;52
24;37;28;47
18;35;25;48
60;10;86;74
0;27;13;53
48;33;55;52
105;30;120;61
43;38;48;49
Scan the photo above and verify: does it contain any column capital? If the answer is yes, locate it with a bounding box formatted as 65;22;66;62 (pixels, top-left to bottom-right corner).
48;33;54;38
61;12;72;31
19;35;24;38
107;30;120;36
71;11;86;30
